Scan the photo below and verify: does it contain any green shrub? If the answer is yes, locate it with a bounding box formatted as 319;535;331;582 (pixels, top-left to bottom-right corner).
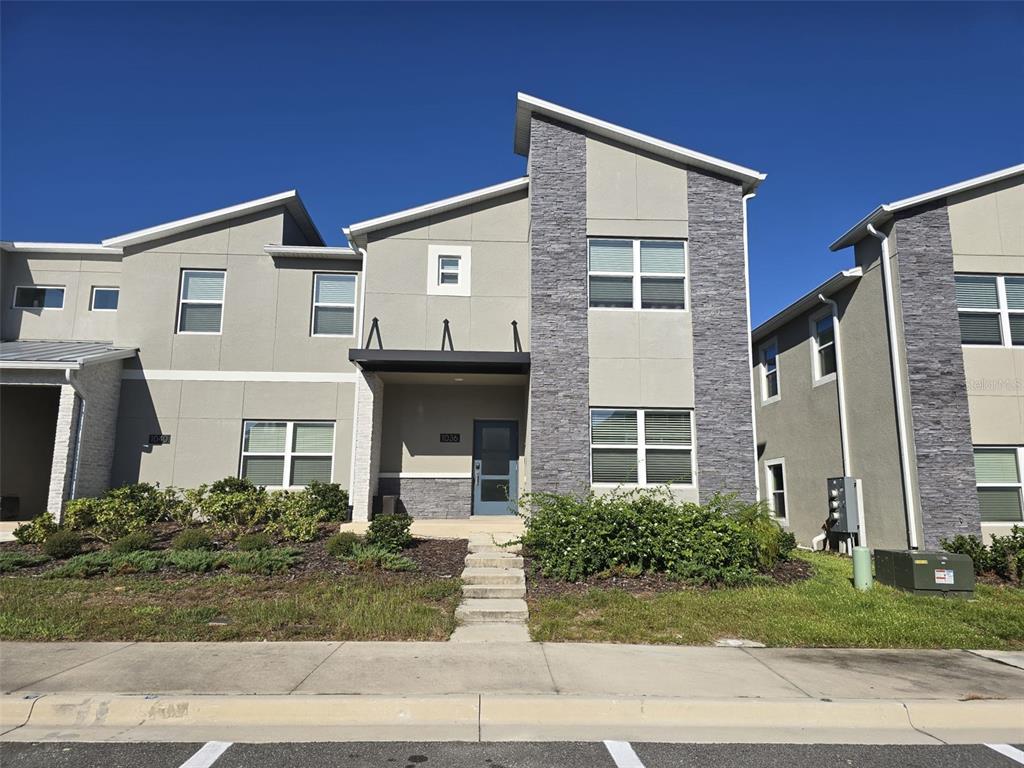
171;528;214;551
88;483;167;542
236;532;272;551
221;548;302;575
110;531;154;554
198;487;271;538
346;542;417;572
305;482;350;521
44;551;115;578
165;549;222;573
109;550;163;574
209;476;257;495
42;530;83;559
943;527;1024;580
778;531;798;560
366;513;412;553
13;514;57;545
62;498;101;531
264;490;330;542
325;531;361;559
0;552;49;573
519;489;762;585
725;496;791;570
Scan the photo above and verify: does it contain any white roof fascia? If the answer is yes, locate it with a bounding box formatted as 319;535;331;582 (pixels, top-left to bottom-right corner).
101;190;324;248
830;162;1024;251
0;347;137;371
514;93;766;192
264;245;358;259
346;177;529;244
1;242;123;256
752;267;863;342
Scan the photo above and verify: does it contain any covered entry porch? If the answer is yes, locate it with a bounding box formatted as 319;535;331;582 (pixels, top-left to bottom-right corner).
349;347;530;521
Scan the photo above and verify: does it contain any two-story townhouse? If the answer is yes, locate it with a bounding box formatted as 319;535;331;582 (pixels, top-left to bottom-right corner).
752;163;1024;551
1;93;766;527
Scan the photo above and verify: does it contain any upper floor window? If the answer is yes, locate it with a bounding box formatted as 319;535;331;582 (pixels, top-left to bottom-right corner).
588;239;687;310
13;285;64;310
427;244;471;296
312;273;356;337
240;420;335;488
590;407;694;486
974;446;1023;523
810;310;836;383
177;270;225;334
759;338;780;403
955;274;1024;347
90;287;119;311
765;459;787;520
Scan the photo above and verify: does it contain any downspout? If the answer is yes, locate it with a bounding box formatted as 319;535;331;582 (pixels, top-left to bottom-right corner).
866;223;919;549
818;293;865;548
345;232;370;500
742;192;761;502
64;368;85;504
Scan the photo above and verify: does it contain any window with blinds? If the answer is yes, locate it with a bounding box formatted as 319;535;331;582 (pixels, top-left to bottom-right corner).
760;339;780;402
178;270;225;334
765;460;787;519
588;239;686;310
811;311;837;382
240;420;334;487
312;273;356;337
955;274;1024;347
974;447;1023;523
590;408;693;485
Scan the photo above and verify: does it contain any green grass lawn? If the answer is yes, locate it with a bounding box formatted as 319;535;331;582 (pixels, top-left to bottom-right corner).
528;552;1024;649
0;573;462;642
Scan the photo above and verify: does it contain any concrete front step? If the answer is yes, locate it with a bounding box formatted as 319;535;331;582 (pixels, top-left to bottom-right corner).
460;567;526;586
454;598;529;624
467;533;522;555
448;623;532;642
467;541;522;555
462;583;527;599
464;552;524;569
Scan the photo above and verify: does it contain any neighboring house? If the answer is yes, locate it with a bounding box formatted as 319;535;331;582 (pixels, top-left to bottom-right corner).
752;164;1024;550
1;93;766;525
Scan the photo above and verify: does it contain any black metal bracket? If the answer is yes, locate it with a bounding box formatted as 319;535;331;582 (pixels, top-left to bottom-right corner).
441;319;454;351
512;320;522;353
365;317;383;350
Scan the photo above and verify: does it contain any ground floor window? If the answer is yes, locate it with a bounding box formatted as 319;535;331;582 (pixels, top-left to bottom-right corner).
764;459;787;519
974;446;1024;523
590;408;693;486
240;420;335;487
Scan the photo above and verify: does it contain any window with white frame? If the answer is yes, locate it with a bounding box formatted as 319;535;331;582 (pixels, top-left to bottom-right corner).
13;285;65;309
810;310;837;382
765;459;787;519
427;244;471;296
177;270;225;334
974;447;1024;523
955;274;1024;347
588;239;687;310
312;273;356;336
760;338;780;402
90;287;119;311
240;421;335;487
590;408;693;485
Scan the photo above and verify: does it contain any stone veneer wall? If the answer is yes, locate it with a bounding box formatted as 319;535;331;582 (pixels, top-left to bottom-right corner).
894;203;981;547
377;477;472;519
528;116;591;495
350;371;384;522
686;170;756;502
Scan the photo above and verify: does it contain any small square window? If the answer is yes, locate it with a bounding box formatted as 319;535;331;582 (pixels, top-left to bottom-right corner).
90;287;119;311
427;245;471;296
438;256;461;285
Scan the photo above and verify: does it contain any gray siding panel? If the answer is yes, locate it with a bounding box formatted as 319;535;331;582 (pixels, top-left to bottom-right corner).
378;477;471;519
686;170;756;501
895;204;982;547
528;116;591;495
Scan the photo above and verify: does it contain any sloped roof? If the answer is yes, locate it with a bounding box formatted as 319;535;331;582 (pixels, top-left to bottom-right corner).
752;268;863;342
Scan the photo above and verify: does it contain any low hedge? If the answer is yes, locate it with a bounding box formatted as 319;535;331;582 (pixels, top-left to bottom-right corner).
519;488;793;585
942;526;1024;581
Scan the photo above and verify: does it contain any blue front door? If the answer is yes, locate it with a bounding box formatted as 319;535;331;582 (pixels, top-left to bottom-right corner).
472;420;519;515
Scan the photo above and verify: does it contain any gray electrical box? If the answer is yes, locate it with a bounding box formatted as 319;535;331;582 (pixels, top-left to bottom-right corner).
874;550;975;598
827;476;861;534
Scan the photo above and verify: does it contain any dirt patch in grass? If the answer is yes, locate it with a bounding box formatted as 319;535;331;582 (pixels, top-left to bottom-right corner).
525;554;811;598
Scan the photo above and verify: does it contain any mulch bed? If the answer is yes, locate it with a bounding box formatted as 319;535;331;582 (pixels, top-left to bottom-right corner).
525;554;813;598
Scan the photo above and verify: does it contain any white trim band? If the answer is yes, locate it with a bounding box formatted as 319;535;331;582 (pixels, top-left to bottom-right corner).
122;369;358;383
378;472;472;479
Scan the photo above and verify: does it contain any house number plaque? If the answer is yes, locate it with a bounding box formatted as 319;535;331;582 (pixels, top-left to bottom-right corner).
440;433;460;443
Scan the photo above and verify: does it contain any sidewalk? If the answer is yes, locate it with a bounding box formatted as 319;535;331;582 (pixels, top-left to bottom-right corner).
2;642;1022;743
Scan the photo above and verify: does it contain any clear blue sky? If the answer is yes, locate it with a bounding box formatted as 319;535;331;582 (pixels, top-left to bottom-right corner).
3;2;1022;324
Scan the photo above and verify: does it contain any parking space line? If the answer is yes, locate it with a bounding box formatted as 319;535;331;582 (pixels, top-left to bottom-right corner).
987;744;1024;765
177;741;233;768
604;740;646;768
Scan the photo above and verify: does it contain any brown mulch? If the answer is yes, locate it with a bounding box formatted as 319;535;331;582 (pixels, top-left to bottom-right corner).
525;555;813;598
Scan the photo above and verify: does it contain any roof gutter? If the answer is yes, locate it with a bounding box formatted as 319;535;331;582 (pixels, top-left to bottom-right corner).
867;223;919;549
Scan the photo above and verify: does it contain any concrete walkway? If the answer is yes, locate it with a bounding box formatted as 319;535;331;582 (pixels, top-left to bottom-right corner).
2;643;1022;743
451;531;529;642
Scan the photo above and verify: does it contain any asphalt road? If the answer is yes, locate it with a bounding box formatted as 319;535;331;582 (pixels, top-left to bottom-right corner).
3;742;1024;768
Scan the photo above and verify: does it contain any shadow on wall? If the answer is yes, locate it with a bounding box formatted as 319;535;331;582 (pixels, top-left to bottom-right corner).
0;384;60;519
111;372;165;487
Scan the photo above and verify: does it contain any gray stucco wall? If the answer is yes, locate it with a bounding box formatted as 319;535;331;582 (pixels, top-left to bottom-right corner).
687;170;756;501
377;477;472;519
528;116;591;496
894;203;982;547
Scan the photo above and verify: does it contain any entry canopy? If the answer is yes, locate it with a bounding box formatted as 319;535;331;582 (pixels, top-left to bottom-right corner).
0;340;137;370
348;349;530;375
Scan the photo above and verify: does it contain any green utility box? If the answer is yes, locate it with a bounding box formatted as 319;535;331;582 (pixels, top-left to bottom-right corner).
873;550;975;598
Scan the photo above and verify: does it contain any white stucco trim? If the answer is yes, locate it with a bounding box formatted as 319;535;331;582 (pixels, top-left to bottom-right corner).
121;369;358;383
378;472;473;479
